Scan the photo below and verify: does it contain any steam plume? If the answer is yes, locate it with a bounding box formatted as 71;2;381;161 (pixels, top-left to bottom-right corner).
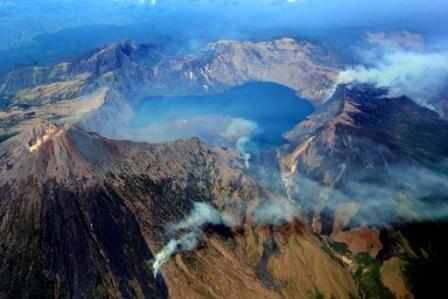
152;159;448;277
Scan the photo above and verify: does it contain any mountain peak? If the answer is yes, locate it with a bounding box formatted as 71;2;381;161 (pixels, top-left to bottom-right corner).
85;39;142;60
0;123;102;186
26;123;69;153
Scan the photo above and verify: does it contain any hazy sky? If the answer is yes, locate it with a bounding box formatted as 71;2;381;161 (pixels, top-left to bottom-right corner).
0;0;447;71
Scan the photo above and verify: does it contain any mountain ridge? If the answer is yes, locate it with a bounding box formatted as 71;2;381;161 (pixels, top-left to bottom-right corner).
0;38;340;141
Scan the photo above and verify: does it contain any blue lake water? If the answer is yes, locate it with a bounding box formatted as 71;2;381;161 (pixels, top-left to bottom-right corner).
131;82;314;147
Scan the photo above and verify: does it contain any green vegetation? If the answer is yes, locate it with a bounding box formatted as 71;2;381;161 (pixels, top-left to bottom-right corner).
314;291;325;299
354;253;395;299
320;239;351;268
399;220;448;298
320;238;396;298
86;274;109;299
328;240;350;255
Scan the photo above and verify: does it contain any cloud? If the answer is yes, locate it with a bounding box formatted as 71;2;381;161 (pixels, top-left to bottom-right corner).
112;0;155;4
152;232;198;278
152;198;305;276
151;158;448;277
129;114;257;146
337;49;448;109
128;115;258;169
363;30;425;52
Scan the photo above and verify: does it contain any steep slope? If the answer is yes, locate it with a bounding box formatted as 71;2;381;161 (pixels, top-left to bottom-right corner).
0;123;251;298
162;220;358;299
281;85;448;223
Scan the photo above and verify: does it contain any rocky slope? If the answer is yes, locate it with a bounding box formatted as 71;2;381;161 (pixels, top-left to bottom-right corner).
281;85;448;210
0;123;247;298
0;38;339;141
280;84;448;232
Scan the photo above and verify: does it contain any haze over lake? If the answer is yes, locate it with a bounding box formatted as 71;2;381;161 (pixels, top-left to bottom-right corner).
131;82;315;147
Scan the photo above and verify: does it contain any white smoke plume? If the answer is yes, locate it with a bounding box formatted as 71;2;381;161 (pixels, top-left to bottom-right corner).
221;118;258;169
337;49;448;108
173;202;236;231
220;118;257;141
152;232;198;278
122;114;258;169
152;202;236;277
236;136;251;169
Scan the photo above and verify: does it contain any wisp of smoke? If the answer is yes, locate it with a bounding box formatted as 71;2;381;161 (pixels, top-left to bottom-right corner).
288;161;448;226
221;118;258;169
338;49;448;108
152;202;236;277
173;202;237;231
152;232;198;278
153;198;305;277
363;30;426;52
252;198;301;225
220;118;257;141
236;136;251;169
152;158;448;277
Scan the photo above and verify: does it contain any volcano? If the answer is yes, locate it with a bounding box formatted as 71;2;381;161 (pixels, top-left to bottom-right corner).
0;32;448;298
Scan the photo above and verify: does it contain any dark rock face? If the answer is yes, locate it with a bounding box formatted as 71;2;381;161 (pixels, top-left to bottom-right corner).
40;183;167;299
0;124;254;298
0;180;169;298
286;85;447;160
